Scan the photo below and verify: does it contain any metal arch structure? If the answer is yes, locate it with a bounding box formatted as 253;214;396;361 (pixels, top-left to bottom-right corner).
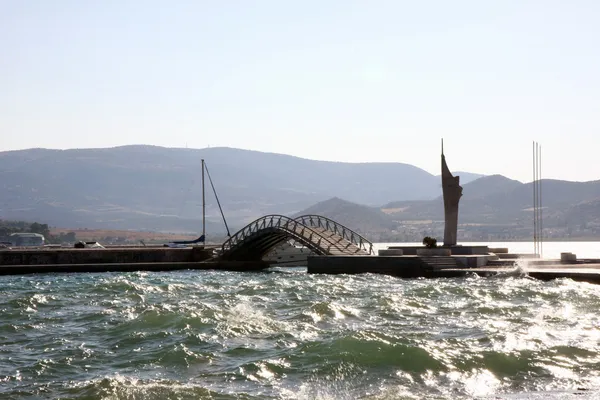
219;214;373;261
294;214;374;255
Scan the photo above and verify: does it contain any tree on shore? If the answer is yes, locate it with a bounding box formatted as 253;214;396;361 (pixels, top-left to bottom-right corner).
0;220;76;243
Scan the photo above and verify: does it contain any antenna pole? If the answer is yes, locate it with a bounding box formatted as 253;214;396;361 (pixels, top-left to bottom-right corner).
539;145;543;258
532;141;537;255
202;159;206;240
531;141;544;258
536;142;540;257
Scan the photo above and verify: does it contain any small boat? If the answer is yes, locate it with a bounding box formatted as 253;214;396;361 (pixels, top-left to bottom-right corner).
263;241;314;266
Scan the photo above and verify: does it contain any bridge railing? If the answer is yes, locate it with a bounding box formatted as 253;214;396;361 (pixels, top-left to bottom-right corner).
294;215;374;255
221;214;353;257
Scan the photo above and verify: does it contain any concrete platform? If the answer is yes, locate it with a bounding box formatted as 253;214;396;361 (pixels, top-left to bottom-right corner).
387;245;490;255
0;246;213;265
308;255;426;277
307;255;600;284
439;264;600;284
0;246;271;275
496;253;539;259
307;255;486;277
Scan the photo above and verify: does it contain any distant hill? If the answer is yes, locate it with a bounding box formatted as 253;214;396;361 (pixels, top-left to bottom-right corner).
294;197;395;235
460;175;523;200
0;145;481;232
383;174;521;209
559;199;600;234
3;145;600;240
435;171;485;184
379;175;600;239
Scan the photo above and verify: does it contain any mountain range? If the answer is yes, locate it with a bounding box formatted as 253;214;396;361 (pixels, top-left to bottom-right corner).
1;145;599;240
0;145;479;232
303;175;600;240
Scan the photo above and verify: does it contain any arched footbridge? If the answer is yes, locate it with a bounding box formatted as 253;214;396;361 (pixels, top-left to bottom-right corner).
219;214;374;261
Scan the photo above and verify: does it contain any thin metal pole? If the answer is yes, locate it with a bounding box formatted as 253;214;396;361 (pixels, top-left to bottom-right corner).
202;159;206;240
539;146;543;258
536;142;540;257
204;163;231;236
532;141;537;254
533;142;540;256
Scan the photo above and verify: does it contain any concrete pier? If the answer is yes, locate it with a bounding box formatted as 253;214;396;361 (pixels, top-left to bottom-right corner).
0;246;272;275
436;264;600;284
3;244;600;285
307;254;600;284
0;246;213;266
307;254;480;277
308;255;427;277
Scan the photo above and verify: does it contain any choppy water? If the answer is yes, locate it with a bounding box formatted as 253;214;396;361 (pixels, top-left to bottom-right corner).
2;265;600;399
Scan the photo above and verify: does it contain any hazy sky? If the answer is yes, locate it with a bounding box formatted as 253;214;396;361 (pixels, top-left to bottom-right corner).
1;1;599;182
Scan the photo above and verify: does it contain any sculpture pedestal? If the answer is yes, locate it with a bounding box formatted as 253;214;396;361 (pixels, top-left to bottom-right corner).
387;245;490;256
378;249;404;256
444;245;489;255
416;248;451;256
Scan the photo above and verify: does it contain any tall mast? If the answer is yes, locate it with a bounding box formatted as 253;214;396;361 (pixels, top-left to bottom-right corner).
533;140;538;257
202;159;206;240
539;145;543;257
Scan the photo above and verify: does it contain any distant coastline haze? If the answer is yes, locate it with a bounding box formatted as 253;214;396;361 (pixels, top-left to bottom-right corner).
1;1;599;182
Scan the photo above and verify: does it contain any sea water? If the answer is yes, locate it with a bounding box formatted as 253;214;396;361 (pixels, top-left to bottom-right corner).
1;242;600;399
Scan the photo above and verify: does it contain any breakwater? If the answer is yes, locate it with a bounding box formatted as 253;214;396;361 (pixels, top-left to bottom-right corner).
0;246;212;265
4;244;600;285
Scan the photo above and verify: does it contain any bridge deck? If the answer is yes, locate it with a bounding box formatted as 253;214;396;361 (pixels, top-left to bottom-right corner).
220;215;373;260
303;226;366;255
